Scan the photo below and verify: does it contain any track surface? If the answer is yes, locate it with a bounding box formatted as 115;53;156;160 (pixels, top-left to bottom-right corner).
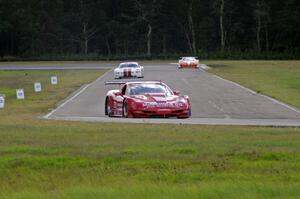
40;64;300;126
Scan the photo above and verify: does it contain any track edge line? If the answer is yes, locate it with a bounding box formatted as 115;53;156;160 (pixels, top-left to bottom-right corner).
43;69;112;119
212;74;300;114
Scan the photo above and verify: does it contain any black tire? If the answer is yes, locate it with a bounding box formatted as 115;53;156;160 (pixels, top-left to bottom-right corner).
122;101;128;118
105;97;111;116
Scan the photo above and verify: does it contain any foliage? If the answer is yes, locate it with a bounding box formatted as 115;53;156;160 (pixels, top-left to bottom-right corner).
0;0;299;59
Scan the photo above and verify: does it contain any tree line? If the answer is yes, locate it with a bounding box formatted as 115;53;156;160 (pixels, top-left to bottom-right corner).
0;0;299;60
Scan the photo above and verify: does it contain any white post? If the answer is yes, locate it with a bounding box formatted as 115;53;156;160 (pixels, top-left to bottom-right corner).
51;76;58;85
34;82;42;92
0;95;5;109
16;89;25;99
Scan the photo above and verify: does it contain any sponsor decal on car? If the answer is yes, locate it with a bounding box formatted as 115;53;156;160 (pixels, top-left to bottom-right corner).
123;69;132;77
153;97;166;101
142;102;184;108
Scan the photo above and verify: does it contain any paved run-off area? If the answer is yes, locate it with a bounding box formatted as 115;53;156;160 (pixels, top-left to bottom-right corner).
38;64;300;126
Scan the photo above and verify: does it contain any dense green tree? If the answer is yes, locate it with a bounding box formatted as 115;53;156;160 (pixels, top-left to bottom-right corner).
0;0;299;59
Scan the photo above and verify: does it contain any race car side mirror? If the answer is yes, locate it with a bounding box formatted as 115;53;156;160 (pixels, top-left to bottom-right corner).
173;90;180;95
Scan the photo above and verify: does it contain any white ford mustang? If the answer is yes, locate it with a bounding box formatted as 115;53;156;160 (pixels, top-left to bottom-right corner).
114;62;144;79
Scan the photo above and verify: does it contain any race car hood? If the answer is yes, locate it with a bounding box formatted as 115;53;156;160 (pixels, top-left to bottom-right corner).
131;94;188;109
132;94;178;102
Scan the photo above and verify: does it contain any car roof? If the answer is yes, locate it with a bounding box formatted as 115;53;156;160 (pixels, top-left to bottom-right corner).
119;62;139;65
181;57;196;59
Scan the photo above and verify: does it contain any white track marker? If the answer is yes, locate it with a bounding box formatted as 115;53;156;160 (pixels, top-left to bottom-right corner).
16;89;25;99
34;82;42;92
0;95;5;109
51;76;58;85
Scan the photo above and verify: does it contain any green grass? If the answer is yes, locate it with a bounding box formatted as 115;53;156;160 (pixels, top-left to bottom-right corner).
1;122;300;199
0;70;106;121
0;66;300;199
206;60;300;108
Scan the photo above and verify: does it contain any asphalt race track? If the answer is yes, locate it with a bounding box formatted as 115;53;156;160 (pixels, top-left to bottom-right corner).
2;63;300;126
42;64;300;126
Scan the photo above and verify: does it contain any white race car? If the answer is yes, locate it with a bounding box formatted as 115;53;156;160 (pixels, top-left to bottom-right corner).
114;62;144;79
178;57;199;69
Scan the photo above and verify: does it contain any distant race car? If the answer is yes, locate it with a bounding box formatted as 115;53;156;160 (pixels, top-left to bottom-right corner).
105;81;191;118
114;62;144;79
178;57;199;69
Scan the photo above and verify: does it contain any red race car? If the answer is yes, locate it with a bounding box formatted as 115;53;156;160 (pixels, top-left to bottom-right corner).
105;81;191;118
178;57;199;69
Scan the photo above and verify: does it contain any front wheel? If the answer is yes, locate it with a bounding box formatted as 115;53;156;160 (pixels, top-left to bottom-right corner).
122;101;128;118
105;97;112;116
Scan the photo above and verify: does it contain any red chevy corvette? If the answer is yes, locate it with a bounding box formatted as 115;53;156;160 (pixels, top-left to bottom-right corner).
105;81;191;118
178;57;199;69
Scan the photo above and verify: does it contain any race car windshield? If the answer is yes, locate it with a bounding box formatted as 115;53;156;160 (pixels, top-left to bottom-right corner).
129;84;173;96
119;63;138;68
183;57;195;61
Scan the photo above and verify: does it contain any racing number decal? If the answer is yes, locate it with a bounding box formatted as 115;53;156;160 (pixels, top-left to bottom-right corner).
124;69;132;77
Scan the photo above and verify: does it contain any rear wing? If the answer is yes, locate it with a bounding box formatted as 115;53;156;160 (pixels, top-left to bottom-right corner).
105;81;127;85
105;80;162;86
